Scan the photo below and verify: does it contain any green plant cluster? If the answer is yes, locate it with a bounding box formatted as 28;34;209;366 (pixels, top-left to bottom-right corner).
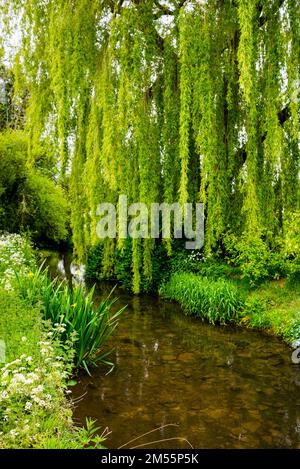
0;234;106;448
224;233;300;286
15;266;125;374
170;248;240;279
160;273;245;325
161;266;300;346
86;239;170;293
0;131;69;244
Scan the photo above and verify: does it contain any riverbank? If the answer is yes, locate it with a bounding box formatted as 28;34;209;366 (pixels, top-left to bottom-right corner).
85;242;300;348
160;272;300;348
70;277;300;449
27;247;300;448
0;234;105;448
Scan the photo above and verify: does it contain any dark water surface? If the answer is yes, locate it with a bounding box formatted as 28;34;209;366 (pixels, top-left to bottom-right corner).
45;252;300;449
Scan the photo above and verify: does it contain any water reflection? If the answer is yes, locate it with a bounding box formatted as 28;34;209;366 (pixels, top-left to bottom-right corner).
44;252;300;449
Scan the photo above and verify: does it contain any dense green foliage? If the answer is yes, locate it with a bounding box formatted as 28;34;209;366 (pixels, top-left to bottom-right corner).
160;273;245;324
0;234;106;448
0;131;69;243
1;0;299;292
15;266;125;373
86;238;170;292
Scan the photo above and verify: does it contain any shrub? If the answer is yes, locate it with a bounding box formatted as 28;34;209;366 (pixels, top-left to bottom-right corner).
170;248;239;279
224;233;287;285
21;171;69;243
286;258;300;286
0;131;69;244
160;273;245;324
0;131;27;231
0;131;27;191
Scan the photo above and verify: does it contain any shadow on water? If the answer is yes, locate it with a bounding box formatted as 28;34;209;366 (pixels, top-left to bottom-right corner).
43;251;300;449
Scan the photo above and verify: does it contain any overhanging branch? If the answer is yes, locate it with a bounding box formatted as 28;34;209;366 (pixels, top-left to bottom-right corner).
239;105;291;164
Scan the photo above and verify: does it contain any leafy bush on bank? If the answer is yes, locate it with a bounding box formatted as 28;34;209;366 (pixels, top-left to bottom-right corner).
0;131;69;244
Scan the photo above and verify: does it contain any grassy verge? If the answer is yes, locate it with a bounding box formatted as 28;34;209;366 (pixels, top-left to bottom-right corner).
0;233;114;448
243;280;300;346
0;288;104;448
160;272;300;347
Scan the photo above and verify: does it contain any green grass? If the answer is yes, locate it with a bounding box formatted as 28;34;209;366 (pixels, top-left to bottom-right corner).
0;286;106;449
160;273;245;324
161;270;300;347
243;280;300;345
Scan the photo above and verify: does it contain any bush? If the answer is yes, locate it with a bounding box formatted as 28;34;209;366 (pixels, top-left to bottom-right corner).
0;131;27;230
0;131;69;244
224;233;287;285
170;248;239;279
160;273;245;324
20;171;69;243
0;131;27;194
286;258;300;286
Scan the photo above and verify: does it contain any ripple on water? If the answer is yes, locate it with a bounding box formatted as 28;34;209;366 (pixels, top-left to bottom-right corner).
44;254;300;450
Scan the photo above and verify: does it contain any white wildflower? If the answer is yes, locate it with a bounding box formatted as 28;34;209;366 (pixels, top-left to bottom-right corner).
25;401;33;411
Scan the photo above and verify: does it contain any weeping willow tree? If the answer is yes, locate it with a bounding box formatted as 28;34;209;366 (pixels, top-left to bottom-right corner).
1;0;299;292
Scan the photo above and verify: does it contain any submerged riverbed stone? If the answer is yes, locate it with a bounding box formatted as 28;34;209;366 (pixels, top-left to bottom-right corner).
161;354;177;361
178;352;194;362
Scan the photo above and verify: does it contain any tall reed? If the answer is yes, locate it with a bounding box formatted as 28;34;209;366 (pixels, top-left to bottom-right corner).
14;265;125;373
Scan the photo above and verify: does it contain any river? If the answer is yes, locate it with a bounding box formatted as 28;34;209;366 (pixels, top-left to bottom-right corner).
45;251;300;449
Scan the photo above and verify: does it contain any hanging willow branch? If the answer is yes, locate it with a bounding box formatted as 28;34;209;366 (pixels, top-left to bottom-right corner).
3;0;299;291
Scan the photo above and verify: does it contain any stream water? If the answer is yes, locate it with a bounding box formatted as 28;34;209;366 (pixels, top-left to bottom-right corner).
45;251;300;449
